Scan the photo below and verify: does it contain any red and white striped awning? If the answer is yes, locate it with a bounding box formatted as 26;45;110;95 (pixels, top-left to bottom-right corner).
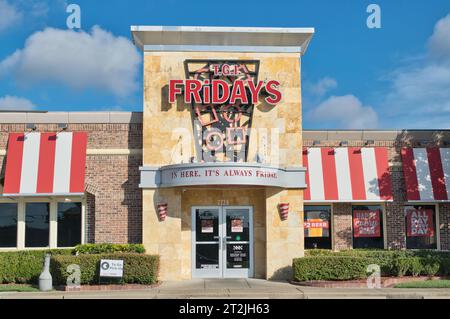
2;132;88;197
401;147;450;202
303;147;393;202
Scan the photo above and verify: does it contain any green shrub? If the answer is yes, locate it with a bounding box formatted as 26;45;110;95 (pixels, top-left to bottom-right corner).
50;253;159;286
439;258;450;276
293;256;373;281
393;257;411;277
409;257;423;277
74;244;145;255
0;249;73;284
422;257;440;277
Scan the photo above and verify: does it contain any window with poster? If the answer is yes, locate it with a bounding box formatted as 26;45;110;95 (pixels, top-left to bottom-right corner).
304;206;332;249
352;205;384;249
405;205;437;250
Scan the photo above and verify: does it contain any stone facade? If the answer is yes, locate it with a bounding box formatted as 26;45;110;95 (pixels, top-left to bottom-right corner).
141;51;304;280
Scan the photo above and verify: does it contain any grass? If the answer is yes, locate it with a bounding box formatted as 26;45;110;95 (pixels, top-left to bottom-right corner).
0;284;40;292
394;280;450;289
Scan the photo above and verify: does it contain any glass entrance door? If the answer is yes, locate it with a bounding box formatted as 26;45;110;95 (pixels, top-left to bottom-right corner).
192;206;253;278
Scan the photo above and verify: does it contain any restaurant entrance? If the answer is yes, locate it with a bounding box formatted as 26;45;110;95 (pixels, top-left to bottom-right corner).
191;206;254;278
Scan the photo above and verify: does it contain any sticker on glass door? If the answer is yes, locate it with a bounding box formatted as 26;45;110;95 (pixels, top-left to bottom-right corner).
192;206;253;278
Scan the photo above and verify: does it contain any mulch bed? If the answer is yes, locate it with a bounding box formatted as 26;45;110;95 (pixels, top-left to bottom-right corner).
58;282;162;292
291;276;450;288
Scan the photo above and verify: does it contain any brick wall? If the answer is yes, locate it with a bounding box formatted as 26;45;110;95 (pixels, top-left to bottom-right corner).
440;204;450;251
0;122;143;245
332;203;353;250
304;137;449;251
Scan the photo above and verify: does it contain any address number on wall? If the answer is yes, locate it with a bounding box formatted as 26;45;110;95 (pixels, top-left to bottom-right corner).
218;200;230;206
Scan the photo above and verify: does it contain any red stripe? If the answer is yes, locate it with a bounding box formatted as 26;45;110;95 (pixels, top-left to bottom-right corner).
303;148;311;201
374;147;393;200
3;133;25;194
321;148;339;200
69;132;88;193
401;148;420;201
427;147;448;200
348;148;366;200
36;133;57;193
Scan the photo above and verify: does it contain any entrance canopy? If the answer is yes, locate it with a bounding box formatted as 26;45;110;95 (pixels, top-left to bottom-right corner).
401;147;450;202
2;132;88;197
131;25;314;54
303;147;393;202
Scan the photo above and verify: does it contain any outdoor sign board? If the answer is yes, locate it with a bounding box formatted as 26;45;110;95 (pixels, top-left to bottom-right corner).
100;259;124;278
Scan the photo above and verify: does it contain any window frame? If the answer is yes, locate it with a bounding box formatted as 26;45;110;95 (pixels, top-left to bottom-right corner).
351;203;387;250
0;202;19;248
0;196;85;251
304;205;333;250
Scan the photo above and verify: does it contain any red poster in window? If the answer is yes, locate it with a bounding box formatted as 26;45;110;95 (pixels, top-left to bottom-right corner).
406;208;434;237
353;210;381;238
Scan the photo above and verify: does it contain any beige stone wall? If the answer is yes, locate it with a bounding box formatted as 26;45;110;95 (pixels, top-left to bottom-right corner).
142;51;304;280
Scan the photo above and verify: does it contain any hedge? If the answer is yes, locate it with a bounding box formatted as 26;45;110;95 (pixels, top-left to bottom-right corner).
293;256;371;281
51;253;159;285
74;244;145;255
0;249;73;284
294;250;450;281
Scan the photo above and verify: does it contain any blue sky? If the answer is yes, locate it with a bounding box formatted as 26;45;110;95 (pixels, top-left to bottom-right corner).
0;0;449;129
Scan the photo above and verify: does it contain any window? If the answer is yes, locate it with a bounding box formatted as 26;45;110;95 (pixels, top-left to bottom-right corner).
352;205;384;249
25;203;49;248
304;206;332;249
405;205;437;250
0;203;18;248
57;202;82;247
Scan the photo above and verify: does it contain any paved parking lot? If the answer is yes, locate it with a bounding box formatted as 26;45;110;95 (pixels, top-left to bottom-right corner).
1;279;450;299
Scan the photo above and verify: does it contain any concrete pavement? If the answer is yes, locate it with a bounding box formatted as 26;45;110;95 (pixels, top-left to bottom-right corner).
1;279;450;299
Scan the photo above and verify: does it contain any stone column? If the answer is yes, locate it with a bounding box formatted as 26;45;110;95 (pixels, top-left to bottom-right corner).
265;188;304;280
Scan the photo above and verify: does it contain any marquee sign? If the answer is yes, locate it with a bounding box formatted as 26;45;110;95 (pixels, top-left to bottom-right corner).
139;163;306;189
167;60;283;163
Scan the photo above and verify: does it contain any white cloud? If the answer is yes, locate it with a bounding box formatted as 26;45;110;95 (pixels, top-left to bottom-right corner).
305;77;337;97
0;0;23;32
308;95;378;129
0;26;141;98
0;95;35;111
428;13;450;61
382;13;450;128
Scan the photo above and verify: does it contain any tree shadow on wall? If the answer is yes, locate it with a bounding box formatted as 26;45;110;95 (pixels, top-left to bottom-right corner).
269;265;293;281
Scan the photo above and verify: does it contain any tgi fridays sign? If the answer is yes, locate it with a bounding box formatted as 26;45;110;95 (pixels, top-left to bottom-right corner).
168;60;282;162
406;208;434;237
353;210;381;238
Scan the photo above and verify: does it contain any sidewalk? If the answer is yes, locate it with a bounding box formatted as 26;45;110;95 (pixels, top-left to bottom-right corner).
1;279;450;299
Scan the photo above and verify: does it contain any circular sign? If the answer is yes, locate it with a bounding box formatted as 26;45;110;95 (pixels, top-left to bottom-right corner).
101;261;110;271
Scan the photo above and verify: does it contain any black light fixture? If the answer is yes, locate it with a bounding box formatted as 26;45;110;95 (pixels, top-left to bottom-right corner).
26;123;37;131
58;123;68;131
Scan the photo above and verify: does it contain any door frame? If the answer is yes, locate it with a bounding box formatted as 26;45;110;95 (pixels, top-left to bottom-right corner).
191;206;254;278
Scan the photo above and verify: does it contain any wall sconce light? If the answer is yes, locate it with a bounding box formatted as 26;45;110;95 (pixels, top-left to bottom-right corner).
157;203;168;221
58;123;68;131
26;123;37;132
340;141;348;147
278;203;289;221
